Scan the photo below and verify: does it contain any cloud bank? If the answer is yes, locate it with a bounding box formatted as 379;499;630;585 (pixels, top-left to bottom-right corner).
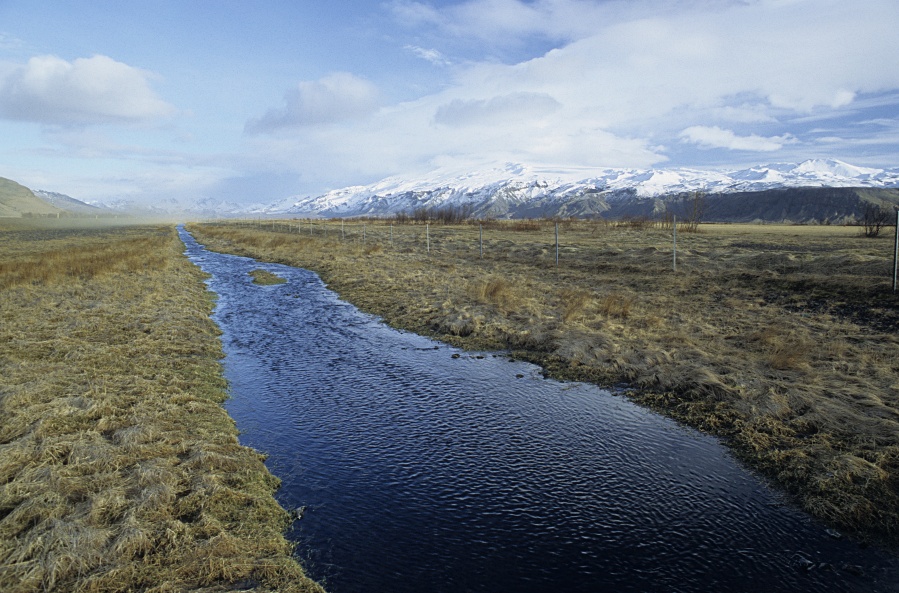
245;72;380;133
679;126;798;152
434;92;561;127
0;54;174;124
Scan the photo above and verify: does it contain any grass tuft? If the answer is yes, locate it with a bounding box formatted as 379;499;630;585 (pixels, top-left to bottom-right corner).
249;269;287;285
559;288;593;323
597;292;633;319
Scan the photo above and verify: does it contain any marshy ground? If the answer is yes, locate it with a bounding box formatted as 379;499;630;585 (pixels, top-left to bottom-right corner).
189;218;899;550
0;221;323;592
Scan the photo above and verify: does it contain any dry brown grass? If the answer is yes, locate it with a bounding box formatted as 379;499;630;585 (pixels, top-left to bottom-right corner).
0;223;323;593
558;288;593;323
471;276;512;306
188;219;899;550
596;292;632;320
249;269;287;285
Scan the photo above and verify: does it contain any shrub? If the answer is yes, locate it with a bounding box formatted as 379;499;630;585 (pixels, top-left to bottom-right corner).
860;203;891;238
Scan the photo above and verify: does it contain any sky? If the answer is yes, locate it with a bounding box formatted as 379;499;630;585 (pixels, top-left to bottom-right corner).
1;0;898;207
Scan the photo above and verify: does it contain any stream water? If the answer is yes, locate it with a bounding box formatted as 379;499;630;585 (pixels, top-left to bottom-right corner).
180;227;899;593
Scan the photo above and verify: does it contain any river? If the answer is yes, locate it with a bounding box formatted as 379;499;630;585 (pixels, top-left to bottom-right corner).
180;227;899;593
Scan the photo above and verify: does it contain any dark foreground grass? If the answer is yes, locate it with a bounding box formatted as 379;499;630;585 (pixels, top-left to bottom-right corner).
0;223;323;593
189;219;899;552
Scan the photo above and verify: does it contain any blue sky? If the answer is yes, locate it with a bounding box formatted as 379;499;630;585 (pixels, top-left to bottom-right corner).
1;0;898;206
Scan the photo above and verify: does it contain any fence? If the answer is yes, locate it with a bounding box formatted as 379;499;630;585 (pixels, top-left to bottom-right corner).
210;217;899;289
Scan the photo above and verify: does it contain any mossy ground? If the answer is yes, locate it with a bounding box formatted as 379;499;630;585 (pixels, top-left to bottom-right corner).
189;218;899;550
0;222;323;593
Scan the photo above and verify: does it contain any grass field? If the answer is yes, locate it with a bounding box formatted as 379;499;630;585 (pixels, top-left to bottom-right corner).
0;222;323;592
189;218;899;549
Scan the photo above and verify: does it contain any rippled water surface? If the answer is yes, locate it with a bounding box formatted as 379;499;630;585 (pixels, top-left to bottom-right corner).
181;228;899;593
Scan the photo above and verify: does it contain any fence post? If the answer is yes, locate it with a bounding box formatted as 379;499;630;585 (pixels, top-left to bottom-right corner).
309;219;313;236
555;222;559;267
363;224;366;244
893;209;898;293
390;224;393;245
673;215;677;272
341;219;345;241
426;223;430;254
479;223;483;259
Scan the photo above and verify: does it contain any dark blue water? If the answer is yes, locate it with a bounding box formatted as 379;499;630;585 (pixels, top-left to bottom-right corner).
181;227;899;593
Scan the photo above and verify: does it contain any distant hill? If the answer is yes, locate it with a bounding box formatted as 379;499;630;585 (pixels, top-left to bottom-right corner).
560;187;899;224
0;177;62;217
32;189;107;215
701;187;899;224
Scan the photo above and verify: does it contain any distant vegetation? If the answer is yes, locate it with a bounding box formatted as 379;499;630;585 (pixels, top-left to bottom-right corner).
862;202;894;238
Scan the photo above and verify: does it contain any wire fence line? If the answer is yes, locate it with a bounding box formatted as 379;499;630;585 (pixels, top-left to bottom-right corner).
204;217;899;288
221;218;639;268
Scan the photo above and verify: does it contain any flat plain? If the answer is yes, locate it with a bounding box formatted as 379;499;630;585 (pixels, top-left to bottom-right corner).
190;218;899;549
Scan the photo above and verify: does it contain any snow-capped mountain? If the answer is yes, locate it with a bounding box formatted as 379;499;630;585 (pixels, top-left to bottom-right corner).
88;195;269;218
188;196;270;217
260;159;899;220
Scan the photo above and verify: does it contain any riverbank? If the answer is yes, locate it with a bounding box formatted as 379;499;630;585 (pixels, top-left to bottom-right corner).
0;222;323;592
188;219;899;549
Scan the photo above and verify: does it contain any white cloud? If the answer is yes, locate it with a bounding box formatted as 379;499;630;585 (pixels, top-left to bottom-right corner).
0;54;175;124
387;0;620;46
393;0;899;114
244;93;662;192
434;92;560;126
388;0;444;28
679;126;797;152
246;72;380;133
405;45;452;66
0;32;27;52
707;104;778;124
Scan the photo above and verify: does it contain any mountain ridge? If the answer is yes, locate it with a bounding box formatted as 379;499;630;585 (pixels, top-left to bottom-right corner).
32;189;107;215
257;159;899;223
6;158;899;223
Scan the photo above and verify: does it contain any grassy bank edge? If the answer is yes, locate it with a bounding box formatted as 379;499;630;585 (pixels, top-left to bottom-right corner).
186;221;899;553
170;227;326;593
0;224;325;592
